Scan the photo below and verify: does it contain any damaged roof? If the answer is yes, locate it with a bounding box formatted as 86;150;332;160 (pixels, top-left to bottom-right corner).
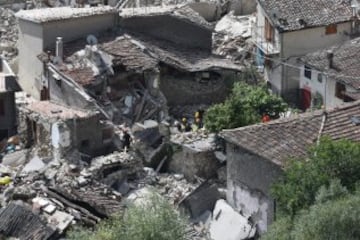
15;6;115;23
48;31;243;86
0;203;55;240
119;5;213;31
300;37;360;89
258;0;353;32
25;101;94;120
221;101;360;166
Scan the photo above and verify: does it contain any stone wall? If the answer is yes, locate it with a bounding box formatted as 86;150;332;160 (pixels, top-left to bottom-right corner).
226;142;283;234
159;70;233;106
168;135;220;182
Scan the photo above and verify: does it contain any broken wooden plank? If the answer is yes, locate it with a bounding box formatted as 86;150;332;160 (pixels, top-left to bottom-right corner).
45;187;101;224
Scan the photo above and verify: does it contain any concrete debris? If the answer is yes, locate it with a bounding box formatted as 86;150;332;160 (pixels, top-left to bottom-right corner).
209;199;256;240
213;14;255;65
48;210;74;233
0;7;18;61
169;131;221;181
21;155;46;174
215;13;253;38
1;149;28;168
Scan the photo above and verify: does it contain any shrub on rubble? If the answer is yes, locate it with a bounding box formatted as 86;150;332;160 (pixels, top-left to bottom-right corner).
67;193;187;240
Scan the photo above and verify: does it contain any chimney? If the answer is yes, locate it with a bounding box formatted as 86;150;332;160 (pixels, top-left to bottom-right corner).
327;50;334;69
56;37;63;61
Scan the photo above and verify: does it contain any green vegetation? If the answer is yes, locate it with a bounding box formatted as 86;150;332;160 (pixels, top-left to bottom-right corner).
68;193;187;240
264;138;360;240
271;137;360;216
204;82;287;132
263;183;360;240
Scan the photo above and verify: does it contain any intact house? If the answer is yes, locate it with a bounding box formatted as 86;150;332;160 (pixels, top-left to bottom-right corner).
16;6;243;125
0;58;21;141
252;0;359;104
220;100;360;234
299;37;360;110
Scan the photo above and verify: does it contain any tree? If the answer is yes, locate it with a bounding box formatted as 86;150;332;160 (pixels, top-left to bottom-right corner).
204;82;287;132
263;183;360;240
68;193;187;240
271;137;360;215
293;191;360;240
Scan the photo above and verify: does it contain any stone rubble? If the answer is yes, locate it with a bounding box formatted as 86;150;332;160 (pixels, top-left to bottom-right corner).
0;7;18;61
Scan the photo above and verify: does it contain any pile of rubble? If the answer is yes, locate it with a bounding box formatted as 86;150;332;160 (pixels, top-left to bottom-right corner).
0;142;214;239
0;7;18;60
213;13;255;65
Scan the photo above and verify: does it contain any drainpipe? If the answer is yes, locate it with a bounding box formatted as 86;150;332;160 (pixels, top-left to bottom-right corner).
280;32;285;97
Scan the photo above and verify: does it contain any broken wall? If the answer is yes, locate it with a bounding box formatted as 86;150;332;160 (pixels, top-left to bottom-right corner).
169;138;220;182
17;13;116;100
48;66;98;110
65;114;107;156
226;143;283;234
119;15;212;50
188;2;221;22
228;0;257;15
159;69;233;106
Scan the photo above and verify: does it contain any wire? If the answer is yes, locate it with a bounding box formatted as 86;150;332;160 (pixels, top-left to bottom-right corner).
239;43;360;82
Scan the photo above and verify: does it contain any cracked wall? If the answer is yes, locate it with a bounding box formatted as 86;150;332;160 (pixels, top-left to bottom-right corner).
226;142;283;234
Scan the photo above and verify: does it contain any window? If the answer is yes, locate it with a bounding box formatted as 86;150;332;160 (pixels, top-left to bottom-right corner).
0;99;4;116
335;82;346;100
325;24;337;35
317;73;323;83
304;65;312;79
265;17;274;42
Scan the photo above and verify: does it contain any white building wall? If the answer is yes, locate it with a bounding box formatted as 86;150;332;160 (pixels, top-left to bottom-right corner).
282;22;352;58
18;20;44;99
227;180;269;234
299;65;356;109
281;23;352;99
17;13;116;100
42;14;116;49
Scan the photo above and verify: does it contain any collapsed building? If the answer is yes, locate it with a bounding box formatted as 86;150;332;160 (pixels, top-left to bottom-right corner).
18;100;114;159
16;5;243;125
0;4;260;240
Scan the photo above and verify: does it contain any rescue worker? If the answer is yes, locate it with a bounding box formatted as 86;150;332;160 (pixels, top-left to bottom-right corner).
181;118;191;132
262;114;271;123
122;129;131;152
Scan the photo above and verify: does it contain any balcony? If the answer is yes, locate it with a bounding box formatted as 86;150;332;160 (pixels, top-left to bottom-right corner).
251;20;280;55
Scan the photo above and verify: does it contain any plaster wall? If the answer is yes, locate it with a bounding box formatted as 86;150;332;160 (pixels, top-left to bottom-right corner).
226;143;282;233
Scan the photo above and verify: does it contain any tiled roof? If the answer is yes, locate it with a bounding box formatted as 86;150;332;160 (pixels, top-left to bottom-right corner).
48;31;243;86
300;38;360;89
258;0;353;32
221;101;360;166
100;35;158;72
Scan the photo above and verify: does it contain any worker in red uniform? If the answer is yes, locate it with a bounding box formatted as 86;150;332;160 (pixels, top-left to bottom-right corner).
262;114;271;123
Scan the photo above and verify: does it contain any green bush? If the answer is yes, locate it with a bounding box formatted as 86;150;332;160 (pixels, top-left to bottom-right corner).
204;82;287;132
263;191;360;240
68;193;187;240
271;137;360;215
